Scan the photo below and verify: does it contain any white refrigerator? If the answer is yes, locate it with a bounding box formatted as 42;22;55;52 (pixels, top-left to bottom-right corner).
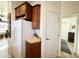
9;19;35;58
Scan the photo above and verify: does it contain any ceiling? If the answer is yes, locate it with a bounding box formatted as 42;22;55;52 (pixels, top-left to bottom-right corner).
28;1;35;4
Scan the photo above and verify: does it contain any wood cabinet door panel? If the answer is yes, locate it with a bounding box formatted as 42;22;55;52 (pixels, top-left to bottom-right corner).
26;42;41;58
15;8;20;17
15;2;32;21
20;4;25;16
32;5;40;29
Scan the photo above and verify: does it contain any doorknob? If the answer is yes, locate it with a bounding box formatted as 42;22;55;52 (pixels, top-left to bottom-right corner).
57;34;59;36
46;38;50;40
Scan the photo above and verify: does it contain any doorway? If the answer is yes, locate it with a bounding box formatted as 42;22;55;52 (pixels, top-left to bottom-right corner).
60;16;78;55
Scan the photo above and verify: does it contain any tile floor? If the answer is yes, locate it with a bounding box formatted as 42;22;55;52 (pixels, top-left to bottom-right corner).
58;51;76;58
0;38;12;58
67;41;74;53
0;48;12;58
58;40;78;58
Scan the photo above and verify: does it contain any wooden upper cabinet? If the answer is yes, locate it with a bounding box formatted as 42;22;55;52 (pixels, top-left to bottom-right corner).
15;2;32;21
32;4;41;29
20;4;25;16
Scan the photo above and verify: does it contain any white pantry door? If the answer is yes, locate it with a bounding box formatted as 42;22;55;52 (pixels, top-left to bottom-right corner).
45;11;60;58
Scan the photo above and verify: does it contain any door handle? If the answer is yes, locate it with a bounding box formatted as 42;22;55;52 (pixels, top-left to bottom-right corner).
46;38;50;40
57;34;59;36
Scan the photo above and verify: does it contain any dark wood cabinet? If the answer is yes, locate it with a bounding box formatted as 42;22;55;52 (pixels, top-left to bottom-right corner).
15;2;32;21
26;41;41;58
68;32;74;43
32;4;41;29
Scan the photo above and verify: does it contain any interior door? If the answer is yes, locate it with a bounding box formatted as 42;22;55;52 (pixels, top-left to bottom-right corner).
45;11;60;58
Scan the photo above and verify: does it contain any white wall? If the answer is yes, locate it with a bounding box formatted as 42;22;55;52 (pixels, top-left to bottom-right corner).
44;1;61;14
61;1;79;17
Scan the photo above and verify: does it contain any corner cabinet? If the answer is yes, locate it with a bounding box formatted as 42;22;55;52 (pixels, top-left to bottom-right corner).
32;4;41;29
15;2;32;21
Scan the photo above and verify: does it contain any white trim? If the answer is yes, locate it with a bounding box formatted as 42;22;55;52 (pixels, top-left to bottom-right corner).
76;16;79;53
40;2;46;57
60;14;79;18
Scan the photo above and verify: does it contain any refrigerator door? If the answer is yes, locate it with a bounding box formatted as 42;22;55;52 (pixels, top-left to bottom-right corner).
10;20;35;58
21;20;35;57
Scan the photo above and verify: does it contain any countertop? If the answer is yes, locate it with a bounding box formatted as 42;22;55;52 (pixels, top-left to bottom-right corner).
26;36;41;44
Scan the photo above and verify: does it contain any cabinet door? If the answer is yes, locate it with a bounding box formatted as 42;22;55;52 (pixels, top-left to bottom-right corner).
27;4;32;20
20;4;25;16
32;5;40;29
26;42;41;58
15;8;20;17
15;2;32;21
